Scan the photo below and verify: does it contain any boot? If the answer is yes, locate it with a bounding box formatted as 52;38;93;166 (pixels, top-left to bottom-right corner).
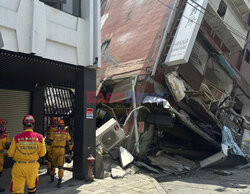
57;178;62;188
50;175;54;182
0;187;5;192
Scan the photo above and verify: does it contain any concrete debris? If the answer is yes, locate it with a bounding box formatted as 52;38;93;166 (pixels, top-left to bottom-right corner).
109;147;120;160
104;171;111;178
149;155;184;174
111;164;126;178
119;147;134;168
174;155;197;169
213;170;234;176
148;153;196;175
236;163;250;170
200;144;228;168
165;71;186;103
241;129;250;158
125;164;140;175
95;150;104;179
134;161;160;174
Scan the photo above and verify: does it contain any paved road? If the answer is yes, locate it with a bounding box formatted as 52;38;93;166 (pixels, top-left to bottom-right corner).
158;168;250;194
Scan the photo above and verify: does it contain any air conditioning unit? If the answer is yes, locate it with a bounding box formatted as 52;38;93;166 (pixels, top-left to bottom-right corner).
96;118;126;152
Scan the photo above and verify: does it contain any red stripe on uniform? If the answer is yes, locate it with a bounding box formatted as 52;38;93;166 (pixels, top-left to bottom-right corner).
10;181;13;192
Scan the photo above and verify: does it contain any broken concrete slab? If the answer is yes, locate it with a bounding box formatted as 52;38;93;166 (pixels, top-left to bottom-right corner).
104;171;111;178
134;161;160;174
241;129;250;158
165;71;186;103
174;155;197;169
138;124;154;160
142;96;220;148
213;170;234;176
148;155;185;174
111;164;126;178
120;147;134;168
125;164;140;175
109;147;120;160
236;163;250;170
95;150;104;179
200;144;228;168
103;154;120;172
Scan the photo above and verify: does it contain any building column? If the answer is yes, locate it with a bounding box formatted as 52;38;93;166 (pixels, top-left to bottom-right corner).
73;67;96;180
32;85;45;135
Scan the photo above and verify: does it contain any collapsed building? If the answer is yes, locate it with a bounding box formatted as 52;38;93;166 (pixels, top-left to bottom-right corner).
96;0;250;176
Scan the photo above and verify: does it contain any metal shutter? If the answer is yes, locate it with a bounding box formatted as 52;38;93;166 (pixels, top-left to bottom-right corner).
0;89;30;140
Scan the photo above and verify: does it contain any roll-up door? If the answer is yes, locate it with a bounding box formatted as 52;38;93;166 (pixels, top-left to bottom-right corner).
0;89;31;140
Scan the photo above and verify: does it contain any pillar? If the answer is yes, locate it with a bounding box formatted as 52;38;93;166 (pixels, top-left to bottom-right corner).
73;67;96;180
32;84;45;135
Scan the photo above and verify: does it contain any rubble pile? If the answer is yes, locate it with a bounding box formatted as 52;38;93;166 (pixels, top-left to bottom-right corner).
95;70;250;179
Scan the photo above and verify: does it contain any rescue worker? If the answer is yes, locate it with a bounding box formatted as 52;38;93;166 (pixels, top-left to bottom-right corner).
45;117;57;174
0;119;10;192
49;120;73;188
8;115;46;194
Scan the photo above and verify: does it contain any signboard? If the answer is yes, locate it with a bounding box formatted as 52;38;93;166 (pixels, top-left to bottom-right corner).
165;0;208;66
86;108;94;119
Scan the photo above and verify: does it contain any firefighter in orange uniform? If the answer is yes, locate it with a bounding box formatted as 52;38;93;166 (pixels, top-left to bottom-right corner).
46;117;57;174
8;115;46;194
0;119;10;192
49;120;73;188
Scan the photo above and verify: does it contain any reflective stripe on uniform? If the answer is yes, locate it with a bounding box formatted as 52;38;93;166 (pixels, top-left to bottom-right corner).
14;160;37;164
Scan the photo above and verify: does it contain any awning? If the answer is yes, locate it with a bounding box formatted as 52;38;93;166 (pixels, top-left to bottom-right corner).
0;49;82;88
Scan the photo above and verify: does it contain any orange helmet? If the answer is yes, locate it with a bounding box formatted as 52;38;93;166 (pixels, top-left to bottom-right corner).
23;115;35;127
0;119;7;126
57;120;65;130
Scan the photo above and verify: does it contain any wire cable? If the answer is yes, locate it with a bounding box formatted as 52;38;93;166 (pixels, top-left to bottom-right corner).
187;0;248;41
156;0;249;43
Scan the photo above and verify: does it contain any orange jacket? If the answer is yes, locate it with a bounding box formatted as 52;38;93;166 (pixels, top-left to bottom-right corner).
7;129;46;162
46;125;57;142
50;129;73;150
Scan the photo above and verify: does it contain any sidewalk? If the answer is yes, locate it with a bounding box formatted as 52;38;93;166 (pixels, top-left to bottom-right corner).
1;165;166;194
42;173;166;194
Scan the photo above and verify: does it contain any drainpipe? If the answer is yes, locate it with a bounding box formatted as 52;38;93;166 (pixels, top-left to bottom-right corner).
151;0;180;76
132;76;139;153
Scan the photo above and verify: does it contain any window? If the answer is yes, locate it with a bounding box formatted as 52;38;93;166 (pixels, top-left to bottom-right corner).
40;0;81;17
245;49;250;64
217;0;227;18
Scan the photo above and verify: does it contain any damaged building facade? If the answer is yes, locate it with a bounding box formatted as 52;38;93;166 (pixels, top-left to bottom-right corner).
97;0;250;175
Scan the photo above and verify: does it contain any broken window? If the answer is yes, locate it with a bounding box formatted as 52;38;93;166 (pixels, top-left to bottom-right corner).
101;39;111;51
217;0;227;18
40;0;81;17
101;0;108;16
245;49;250;64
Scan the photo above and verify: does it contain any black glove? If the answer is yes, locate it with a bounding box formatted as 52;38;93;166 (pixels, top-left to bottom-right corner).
5;143;10;150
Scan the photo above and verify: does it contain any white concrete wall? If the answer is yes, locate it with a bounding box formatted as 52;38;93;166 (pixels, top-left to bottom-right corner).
206;0;248;51
0;0;101;67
